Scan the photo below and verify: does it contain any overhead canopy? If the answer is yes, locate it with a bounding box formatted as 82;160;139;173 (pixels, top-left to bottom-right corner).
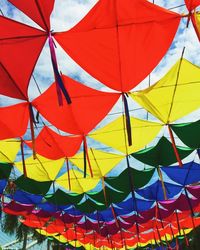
136;180;183;200
25;126;83;160
162;161;200;186
0;16;47;100
131;137;193;166
0;163;13;179
131;59;200;123
55;0;181;92
14;175;52;195
69;149;124;177
171;120;200;148
89;116;162;154
56;169;100;193
33;75;120;135
8;0;55;31
0;103;29;140
27;166;155;205
1;1;200;248
15;155;64;181
184;0;200;10
0;139;20;163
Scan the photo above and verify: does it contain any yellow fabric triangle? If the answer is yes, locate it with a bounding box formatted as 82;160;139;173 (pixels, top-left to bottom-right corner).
89;116;162;154
131;59;200;123
69;149;125;177
0;139;20;162
56;169;100;193
15;155;64;181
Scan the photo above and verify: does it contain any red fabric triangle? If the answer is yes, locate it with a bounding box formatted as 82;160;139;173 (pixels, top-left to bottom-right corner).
185;0;200;10
0;102;29;139
55;0;181;92
32;75;120;135
8;0;54;31
25;126;82;159
0;16;47;100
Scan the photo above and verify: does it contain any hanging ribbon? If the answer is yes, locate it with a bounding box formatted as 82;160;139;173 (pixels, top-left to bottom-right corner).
126;156;140;240
93;230;96;246
168;125;183;167
119;230;124;248
153;231;158;246
156;202;164;229
72;206;78;246
175;210;181;235
48;33;71;105
83;136;93;178
183;228;189;247
20;139;27;177
155;224;162;247
29;103;36;159
184;188;196;229
170;224;175;241
123;93;132;146
102;177;108;207
176;237;179;250
96;211;101;235
185;188;194;217
66;158;71;191
157;166;167;200
111;204;119;228
52;181;58;211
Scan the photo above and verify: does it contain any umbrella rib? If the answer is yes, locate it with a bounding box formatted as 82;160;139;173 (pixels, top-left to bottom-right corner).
0;33;47;41
35;0;49;32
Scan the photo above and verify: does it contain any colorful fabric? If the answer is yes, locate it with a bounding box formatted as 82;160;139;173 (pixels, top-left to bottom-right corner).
131;59;200;123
